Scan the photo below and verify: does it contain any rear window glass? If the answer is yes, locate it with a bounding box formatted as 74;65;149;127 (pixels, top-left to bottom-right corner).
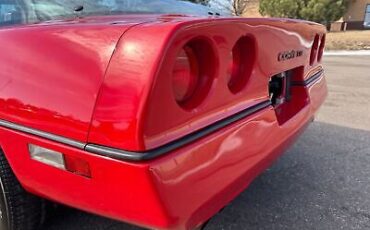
0;0;216;27
0;3;19;26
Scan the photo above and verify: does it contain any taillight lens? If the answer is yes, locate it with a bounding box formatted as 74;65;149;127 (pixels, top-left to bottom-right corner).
228;36;256;94
172;46;199;104
28;144;91;178
318;34;326;62
64;155;91;178
171;38;216;110
310;34;320;65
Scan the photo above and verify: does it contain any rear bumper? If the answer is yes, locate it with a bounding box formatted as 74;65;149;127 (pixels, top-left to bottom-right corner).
0;74;327;230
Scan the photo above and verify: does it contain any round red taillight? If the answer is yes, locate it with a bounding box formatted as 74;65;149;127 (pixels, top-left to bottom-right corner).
228;36;256;94
172;46;199;104
318;34;326;62
310;34;320;65
172;38;216;110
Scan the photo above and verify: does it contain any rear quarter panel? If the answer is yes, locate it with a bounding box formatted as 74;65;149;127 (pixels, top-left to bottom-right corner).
0;22;128;141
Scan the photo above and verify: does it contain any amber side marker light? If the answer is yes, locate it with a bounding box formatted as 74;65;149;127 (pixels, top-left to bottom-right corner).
28;144;91;178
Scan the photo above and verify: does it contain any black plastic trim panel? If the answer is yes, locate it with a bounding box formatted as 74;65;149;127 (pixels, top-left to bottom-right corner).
0;119;85;149
292;69;324;86
0;100;272;162
85;100;272;161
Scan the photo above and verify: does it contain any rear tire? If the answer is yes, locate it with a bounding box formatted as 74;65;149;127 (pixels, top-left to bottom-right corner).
0;150;45;230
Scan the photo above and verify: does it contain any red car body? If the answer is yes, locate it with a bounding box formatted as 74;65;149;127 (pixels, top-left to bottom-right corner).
0;14;327;230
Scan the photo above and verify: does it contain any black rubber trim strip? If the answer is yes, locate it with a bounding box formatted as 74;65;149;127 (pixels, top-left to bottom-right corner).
292;69;324;87
85;100;272;161
0;119;86;149
0;100;271;162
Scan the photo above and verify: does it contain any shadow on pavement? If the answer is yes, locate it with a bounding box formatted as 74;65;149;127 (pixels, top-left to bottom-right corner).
41;122;370;230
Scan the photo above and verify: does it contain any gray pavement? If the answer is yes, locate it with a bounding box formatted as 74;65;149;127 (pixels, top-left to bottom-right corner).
41;56;370;230
316;56;370;132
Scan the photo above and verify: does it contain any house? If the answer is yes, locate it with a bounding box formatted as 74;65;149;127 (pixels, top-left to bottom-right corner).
344;0;370;29
242;0;370;30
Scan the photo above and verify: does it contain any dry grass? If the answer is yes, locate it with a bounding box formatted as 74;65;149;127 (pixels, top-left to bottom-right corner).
326;30;370;50
242;0;262;18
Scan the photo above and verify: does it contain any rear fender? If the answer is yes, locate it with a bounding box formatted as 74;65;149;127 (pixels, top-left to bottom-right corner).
88;17;326;152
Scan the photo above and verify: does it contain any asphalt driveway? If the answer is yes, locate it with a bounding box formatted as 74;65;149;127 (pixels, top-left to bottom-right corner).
41;56;370;230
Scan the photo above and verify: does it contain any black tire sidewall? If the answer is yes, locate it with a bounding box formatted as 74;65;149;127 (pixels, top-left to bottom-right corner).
0;176;10;230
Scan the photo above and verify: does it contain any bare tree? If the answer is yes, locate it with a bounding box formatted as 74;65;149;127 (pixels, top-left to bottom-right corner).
213;0;249;16
187;0;211;6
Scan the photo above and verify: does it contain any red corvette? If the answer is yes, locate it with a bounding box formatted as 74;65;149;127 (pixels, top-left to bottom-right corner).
0;1;327;230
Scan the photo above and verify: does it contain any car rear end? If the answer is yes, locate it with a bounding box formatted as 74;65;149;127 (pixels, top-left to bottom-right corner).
0;16;327;230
